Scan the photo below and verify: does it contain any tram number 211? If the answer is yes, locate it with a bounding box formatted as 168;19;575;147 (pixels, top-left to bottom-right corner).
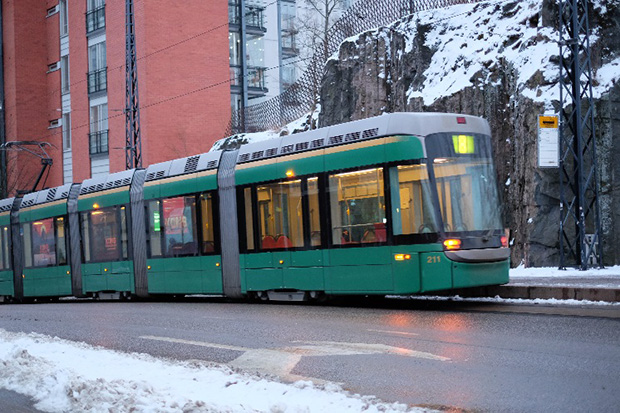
426;255;442;264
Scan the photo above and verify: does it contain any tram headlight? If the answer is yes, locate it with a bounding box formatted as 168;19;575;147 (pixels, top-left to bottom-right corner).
443;239;462;250
394;254;411;261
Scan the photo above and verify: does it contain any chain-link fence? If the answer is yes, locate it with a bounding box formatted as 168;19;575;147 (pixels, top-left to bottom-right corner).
228;0;483;135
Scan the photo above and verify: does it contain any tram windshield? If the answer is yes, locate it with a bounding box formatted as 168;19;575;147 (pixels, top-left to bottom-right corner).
431;157;502;233
426;132;502;233
390;133;503;237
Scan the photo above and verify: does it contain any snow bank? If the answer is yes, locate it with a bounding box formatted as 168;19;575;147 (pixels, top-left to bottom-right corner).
510;264;620;278
0;329;423;413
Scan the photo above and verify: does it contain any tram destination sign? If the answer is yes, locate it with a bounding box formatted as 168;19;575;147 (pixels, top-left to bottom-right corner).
538;115;559;168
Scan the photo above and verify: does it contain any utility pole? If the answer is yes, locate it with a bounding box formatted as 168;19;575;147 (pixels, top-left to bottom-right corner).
0;1;7;198
125;0;142;169
558;0;603;269
240;0;248;133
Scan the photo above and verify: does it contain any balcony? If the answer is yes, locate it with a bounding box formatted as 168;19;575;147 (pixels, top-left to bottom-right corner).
281;32;299;59
228;2;266;35
229;65;268;96
89;130;109;155
86;5;105;34
87;68;107;94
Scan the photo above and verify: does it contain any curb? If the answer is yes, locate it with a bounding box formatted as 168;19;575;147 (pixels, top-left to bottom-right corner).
441;285;620;303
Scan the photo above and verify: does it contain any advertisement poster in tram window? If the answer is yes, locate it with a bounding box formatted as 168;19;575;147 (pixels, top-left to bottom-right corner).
163;197;194;255
32;218;56;266
91;210;120;262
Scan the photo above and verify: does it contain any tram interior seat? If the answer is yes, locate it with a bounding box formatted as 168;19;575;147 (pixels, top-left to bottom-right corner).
203;241;215;253
262;235;277;249
275;235;291;248
374;223;386;242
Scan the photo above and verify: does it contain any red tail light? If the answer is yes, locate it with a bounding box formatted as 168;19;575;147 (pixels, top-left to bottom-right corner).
457;117;467;124
443;239;462;250
501;236;508;248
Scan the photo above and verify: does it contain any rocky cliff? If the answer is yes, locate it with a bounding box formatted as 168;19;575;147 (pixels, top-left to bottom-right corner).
319;0;620;266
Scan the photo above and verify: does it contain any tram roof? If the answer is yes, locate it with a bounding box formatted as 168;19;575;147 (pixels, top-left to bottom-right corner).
144;151;221;183
19;183;73;209
79;169;136;196
235;112;490;165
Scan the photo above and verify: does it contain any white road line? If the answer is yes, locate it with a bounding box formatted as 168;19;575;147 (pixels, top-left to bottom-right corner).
290;341;450;361
139;335;248;352
140;335;450;383
367;329;419;337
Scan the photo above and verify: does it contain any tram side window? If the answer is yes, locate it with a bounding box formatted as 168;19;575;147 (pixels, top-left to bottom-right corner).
328;167;386;245
146;200;163;257
307;177;321;247
389;164;438;235
147;196;198;258
162;196;198;257
55;217;68;265
242;187;255;251
29;218;56;267
200;193;217;254
0;226;9;270
81;206;129;263
257;180;304;250
22;217;66;268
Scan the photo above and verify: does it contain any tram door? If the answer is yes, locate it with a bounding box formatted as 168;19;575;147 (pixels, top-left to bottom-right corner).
246;178;324;291
326;167;393;293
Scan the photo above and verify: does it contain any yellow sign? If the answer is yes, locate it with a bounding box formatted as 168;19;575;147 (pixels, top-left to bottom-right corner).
452;135;475;154
539;116;558;128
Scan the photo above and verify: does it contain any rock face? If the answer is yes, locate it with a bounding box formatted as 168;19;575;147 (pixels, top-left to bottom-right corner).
319;0;620;266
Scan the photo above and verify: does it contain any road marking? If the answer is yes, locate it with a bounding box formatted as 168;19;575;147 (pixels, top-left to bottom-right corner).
140;335;248;352
367;329;419;337
140;336;450;382
289;341;449;361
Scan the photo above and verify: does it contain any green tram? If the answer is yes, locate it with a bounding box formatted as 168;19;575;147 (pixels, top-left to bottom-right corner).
0;113;509;302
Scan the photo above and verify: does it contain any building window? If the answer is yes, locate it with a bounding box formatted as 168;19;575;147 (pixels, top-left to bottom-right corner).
61;56;70;94
89;104;108;155
281;2;298;58
62;113;71;150
86;0;106;34
59;0;68;36
88;42;107;94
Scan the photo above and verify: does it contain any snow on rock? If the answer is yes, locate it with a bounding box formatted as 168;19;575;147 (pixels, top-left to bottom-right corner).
0;329;424;413
399;0;618;107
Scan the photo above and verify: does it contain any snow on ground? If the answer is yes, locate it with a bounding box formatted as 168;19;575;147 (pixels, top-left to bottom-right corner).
405;294;620;306
510;264;620;279
0;329;425;413
1;267;618;411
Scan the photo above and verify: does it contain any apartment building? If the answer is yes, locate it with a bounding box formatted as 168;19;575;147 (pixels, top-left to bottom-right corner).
1;0;352;196
1;0;230;195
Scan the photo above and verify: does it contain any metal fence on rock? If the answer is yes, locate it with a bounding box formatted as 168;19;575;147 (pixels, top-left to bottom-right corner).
228;0;483;135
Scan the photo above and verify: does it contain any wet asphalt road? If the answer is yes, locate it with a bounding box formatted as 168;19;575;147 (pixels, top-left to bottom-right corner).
1;298;619;412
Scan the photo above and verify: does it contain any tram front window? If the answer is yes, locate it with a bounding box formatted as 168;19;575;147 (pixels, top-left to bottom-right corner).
431;158;502;233
389;163;438;235
425;132;503;234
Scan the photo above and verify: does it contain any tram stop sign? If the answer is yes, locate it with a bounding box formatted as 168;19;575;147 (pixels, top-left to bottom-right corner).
538;115;559;168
